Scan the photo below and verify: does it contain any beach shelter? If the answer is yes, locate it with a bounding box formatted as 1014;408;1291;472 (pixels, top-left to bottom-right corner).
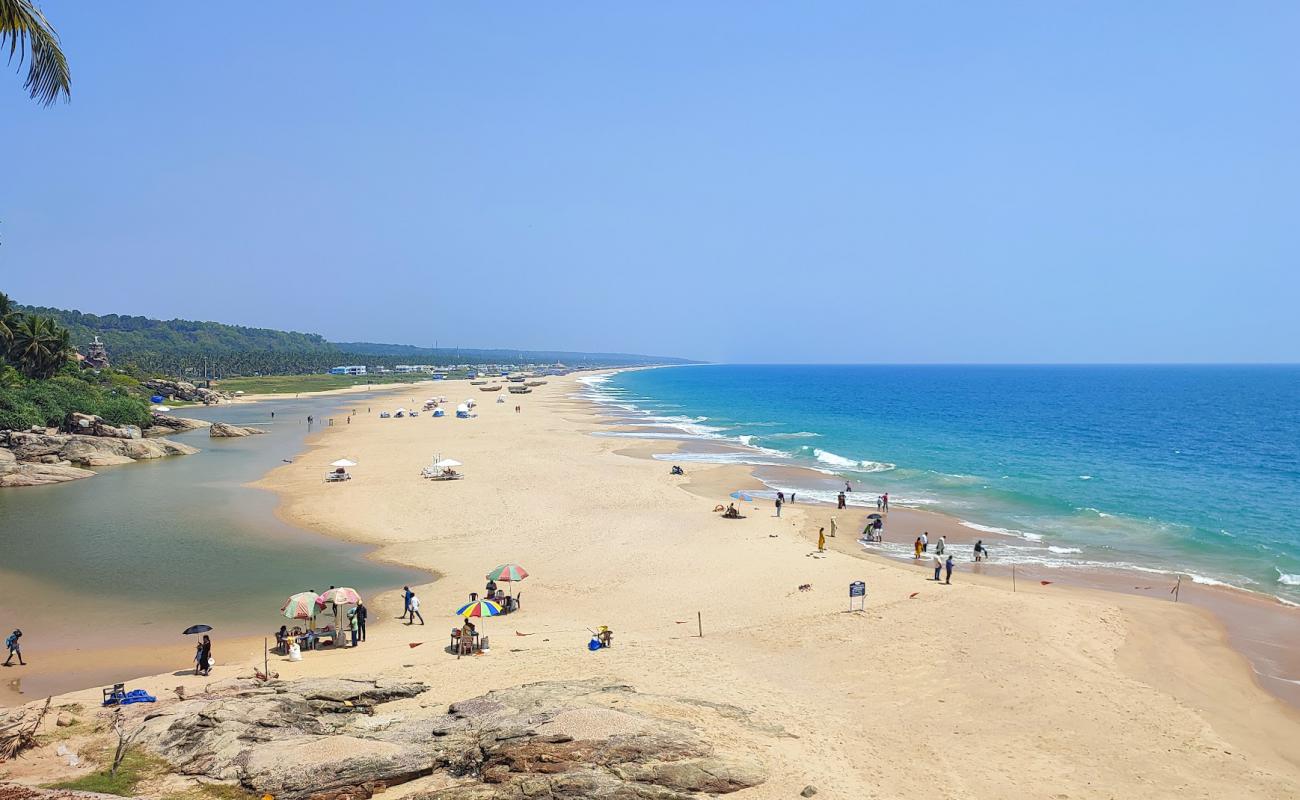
486;563;528;601
331;459;358;468
281;592;319;620
434;458;462;469
730;491;755;502
317;588;362;645
454;599;502;658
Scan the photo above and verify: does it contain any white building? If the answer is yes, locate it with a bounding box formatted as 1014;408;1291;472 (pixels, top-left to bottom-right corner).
329;365;367;376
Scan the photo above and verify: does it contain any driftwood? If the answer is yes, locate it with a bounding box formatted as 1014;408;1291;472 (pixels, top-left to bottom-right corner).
0;697;51;762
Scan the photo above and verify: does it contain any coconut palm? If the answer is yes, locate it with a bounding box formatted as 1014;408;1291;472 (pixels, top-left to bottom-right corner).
9;313;70;378
0;290;15;347
1;0;71;105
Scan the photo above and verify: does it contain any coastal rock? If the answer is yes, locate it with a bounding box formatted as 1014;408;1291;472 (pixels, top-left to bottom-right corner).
0;431;199;486
135;678;766;800
0;783;129;800
144;414;211;438
209;422;267;438
0;460;96;487
143;379;232;405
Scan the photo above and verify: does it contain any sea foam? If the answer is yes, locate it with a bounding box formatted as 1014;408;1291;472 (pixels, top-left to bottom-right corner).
813;449;895;473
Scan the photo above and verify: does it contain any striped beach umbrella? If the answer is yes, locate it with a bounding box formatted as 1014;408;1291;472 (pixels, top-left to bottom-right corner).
281;592;319;620
486;564;529;583
317;587;362;607
456;599;503;618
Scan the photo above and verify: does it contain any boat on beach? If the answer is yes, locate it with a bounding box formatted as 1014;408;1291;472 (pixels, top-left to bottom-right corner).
508;385;532;394
479;385;503;392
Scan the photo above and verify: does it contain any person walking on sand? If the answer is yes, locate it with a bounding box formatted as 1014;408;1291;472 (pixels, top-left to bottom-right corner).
401;585;413;618
199;634;212;676
407;593;425;625
935;535;946;556
356;602;368;642
818;527;826;551
921;531;929;552
877;495;883;511
933;554;944;582
775;496;783;518
914;536;923;559
945;555;955;584
837;491;846;510
4;629;24;667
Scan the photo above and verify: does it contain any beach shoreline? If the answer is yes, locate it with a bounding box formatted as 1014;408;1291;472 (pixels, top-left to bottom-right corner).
7;373;1299;798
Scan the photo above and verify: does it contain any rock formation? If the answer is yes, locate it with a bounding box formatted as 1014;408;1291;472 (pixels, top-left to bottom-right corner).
143;414;211;438
0;430;199;487
209;422;267;437
134;677;766;800
0;448;95;487
143;379;231;405
64;413;141;440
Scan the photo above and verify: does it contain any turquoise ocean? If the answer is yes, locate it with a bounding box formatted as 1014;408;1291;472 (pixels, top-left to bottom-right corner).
580;365;1300;604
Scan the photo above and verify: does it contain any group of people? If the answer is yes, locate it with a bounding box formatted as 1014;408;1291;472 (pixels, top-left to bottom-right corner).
402;585;425;625
192;634;213;675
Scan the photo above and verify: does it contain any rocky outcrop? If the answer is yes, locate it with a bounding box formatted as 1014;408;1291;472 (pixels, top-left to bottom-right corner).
144;379;231;405
209;422;267;438
144;414;211;438
0;448;96;487
0;783;128;800
134;677;766;800
0;430;199;487
64;413;142;439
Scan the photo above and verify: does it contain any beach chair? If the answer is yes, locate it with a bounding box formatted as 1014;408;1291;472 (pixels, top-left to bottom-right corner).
102;683;126;706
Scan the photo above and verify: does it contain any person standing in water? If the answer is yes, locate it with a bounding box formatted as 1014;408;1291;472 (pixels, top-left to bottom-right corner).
921;531;929;552
935;536;946;556
914;536;923;559
882;492;889;511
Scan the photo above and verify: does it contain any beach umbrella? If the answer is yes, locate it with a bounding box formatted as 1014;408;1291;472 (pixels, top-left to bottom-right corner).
434;459;462;469
867;513;883;520
486;563;528;583
281;592;319;620
317;587;362;607
456;599;503;618
730;491;754;502
182;624;212;635
331;459;357;468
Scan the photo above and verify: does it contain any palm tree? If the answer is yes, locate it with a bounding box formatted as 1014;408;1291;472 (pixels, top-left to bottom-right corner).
9;314;69;378
1;0;71;105
0;290;18;356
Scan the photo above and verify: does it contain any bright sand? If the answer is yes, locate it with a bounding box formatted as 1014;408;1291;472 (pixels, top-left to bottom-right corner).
15;374;1300;798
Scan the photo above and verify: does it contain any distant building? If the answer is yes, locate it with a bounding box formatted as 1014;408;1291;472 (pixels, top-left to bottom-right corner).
82;335;110;369
394;364;437;374
329;365;367;376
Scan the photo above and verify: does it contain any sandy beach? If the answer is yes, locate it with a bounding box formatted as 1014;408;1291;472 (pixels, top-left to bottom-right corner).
9;373;1300;798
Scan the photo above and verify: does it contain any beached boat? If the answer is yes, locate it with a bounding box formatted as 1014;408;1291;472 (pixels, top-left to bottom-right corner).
508;385;532;394
525;380;547;387
470;380;487;385
479;385;503;392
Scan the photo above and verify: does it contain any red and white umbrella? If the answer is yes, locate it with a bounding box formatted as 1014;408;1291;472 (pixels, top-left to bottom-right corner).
317;587;362;607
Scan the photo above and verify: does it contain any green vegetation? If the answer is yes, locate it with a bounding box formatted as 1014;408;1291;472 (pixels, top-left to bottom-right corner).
214;371;456;395
1;0;72;106
46;748;168;797
1;291;152;431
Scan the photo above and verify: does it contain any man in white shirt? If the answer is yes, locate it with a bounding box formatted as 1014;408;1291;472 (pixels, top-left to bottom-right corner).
407;593;425;625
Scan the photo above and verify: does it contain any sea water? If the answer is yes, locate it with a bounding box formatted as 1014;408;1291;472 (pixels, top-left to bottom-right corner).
583;365;1300;603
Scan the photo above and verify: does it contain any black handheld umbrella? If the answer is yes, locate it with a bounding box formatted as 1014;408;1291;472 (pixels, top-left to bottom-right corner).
182;624;213;635
867;513;883;520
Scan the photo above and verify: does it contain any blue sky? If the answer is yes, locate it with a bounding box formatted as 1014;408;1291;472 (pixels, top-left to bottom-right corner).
2;1;1296;363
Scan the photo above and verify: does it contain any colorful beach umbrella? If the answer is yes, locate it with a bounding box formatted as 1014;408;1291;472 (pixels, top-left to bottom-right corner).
486;563;528;583
730;491;754;502
317;587;362;607
281;592;319;620
456;599;503;618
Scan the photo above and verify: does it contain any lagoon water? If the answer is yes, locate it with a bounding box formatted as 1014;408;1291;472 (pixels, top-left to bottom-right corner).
589;365;1300;603
0;396;424;697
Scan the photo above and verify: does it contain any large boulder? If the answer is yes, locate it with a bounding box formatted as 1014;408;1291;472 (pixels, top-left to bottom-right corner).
209;422;267;438
0;456;96;487
144;415;211;438
144;379;232;405
64;413;141;439
134;677;765;800
0;430;199;486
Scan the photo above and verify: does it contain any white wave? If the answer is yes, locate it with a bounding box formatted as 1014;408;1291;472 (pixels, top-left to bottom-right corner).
958;520;1044;542
650;452;787;467
1277;568;1300;586
767;431;821;439
1048;546;1083;554
737;435;756;447
1079;475;1093;480
813;449;896;473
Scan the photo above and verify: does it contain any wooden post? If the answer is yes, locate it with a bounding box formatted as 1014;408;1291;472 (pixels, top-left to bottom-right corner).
697;611;703;638
1174;576;1181;603
264;638;268;678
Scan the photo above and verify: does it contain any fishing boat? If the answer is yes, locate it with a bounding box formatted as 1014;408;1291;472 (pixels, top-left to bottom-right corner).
508;385;532;394
479;385;503;392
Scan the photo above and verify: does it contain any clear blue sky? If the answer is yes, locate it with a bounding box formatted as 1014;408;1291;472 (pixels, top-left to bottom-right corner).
3;1;1296;362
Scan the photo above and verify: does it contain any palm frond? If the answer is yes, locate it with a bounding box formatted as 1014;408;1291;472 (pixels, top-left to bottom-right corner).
1;0;71;105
